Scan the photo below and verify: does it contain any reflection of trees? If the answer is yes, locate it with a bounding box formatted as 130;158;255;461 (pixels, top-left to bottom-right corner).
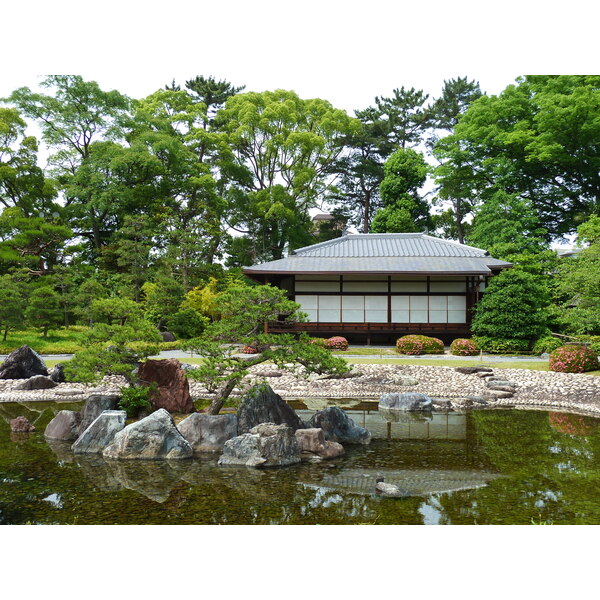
430;411;600;524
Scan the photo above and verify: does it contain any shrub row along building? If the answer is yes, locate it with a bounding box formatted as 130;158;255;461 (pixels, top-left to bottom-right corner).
243;233;512;343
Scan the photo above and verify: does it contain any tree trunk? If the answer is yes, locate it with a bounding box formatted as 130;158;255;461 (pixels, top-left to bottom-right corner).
3;328;7;342
207;377;239;415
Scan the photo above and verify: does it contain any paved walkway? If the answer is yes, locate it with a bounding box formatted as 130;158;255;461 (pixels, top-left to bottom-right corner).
1;347;548;363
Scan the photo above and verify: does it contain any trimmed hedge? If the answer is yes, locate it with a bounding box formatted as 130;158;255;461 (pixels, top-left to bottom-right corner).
549;345;599;373
532;335;564;355
396;335;444;355
450;338;480;356
474;336;530;354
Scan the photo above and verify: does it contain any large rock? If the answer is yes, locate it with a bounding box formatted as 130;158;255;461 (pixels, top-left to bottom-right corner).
48;363;66;383
455;367;493;375
45;410;82;441
15;375;57;390
79;393;121;434
137;359;194;414
378;392;433;412
218;423;301;468
160;331;176;342
306;406;371;445
10;416;36;433
236;384;304;434
0;345;48;379
295;428;344;461
72;410;127;454
177;413;238;453
102;409;193;460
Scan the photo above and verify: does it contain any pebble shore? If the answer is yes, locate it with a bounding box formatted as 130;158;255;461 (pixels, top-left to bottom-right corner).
1;363;600;417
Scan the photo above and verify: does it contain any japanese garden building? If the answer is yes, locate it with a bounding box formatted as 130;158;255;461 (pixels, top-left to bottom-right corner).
243;233;512;343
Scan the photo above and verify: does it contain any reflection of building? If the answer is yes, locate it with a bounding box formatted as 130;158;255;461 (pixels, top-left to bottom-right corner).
296;409;467;441
243;232;511;343
305;468;501;497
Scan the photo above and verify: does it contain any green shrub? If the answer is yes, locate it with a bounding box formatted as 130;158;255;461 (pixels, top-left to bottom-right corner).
118;385;155;418
165;309;208;339
532;335;564;355
574;335;600;354
471;270;549;340
325;336;349;351
309;337;328;348
549;345;599;373
396;335;444;355
450;338;480;356
474;336;531;354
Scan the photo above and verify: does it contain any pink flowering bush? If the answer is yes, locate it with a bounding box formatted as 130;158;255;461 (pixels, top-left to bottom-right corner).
450;338;480;356
396;335;444;355
325;336;349;351
309;337;328;348
241;343;268;354
548;345;599;373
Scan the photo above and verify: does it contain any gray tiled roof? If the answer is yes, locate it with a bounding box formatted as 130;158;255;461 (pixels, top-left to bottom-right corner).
293;233;488;258
243;233;512;275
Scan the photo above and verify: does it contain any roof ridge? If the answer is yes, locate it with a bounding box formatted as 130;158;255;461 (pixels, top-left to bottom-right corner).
421;234;487;255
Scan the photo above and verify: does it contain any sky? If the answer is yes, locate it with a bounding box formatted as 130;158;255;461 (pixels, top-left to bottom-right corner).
3;0;599;589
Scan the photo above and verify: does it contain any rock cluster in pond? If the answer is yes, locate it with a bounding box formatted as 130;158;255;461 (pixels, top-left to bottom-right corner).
177;413;238;453
236;383;305;434
45;410;82;441
306;406;371;445
103;409;193;460
0;345;48;379
454;367;519;401
10;416;36;433
137;359;194;414
72;410;127;454
379;392;433;412
218;423;301;468
295;428;344;461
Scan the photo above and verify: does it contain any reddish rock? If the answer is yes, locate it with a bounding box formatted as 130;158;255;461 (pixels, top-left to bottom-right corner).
295;428;344;460
10;416;36;433
138;359;194;414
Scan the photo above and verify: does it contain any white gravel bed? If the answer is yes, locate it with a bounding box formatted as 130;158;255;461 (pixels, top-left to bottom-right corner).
1;365;599;417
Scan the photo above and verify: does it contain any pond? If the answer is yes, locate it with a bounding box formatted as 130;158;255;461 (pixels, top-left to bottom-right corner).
1;399;600;525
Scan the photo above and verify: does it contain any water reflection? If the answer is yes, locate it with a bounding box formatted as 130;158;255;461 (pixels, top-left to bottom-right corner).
1;402;600;524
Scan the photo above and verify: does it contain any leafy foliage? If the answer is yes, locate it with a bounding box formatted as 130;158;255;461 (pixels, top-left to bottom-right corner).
396;335;444;355
472;270;549;343
118;384;155;418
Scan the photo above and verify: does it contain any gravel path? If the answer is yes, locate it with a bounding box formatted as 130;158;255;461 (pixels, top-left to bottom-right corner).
1;363;599;417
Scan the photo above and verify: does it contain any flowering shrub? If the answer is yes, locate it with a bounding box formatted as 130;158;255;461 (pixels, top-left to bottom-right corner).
396;335;444;355
241;343;268;354
450;338;480;356
548;412;599;436
548;345;599;373
309;337;328;348
325;336;349;351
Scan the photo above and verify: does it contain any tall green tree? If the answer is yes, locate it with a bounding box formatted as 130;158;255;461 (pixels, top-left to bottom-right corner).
0;274;26;341
25;285;63;337
434;76;600;237
370;148;431;233
218;89;359;262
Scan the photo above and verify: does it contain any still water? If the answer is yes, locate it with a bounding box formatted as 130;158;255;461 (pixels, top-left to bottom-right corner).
1;399;600;525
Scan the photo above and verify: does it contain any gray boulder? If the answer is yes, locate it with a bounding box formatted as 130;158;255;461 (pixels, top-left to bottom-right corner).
455;367;493;375
0;345;48;379
236;383;304;434
295;428;344;461
160;331;176;342
72;410;127;454
218;422;301;468
48;363;66;383
177;413;238;453
306;406;371;445
103;409;193;460
378;392;433;411
45;410;82;441
15;375;57;390
79;393;121;433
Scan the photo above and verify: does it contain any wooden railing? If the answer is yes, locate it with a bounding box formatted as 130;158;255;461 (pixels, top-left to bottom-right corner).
268;321;470;335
